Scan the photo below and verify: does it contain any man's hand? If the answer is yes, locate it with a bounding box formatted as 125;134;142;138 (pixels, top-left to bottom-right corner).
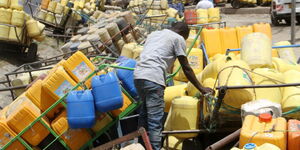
199;87;214;96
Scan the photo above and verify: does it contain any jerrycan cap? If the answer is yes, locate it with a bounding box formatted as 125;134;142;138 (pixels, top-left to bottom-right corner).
259;113;272;122
244;143;256;149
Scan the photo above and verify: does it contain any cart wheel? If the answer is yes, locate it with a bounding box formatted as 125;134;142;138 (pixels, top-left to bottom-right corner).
231;0;241;9
22;43;38;62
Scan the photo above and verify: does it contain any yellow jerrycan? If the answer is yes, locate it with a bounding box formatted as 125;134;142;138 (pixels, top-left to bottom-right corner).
186;29;200;48
252;68;284;103
164;84;187;112
282;70;300;119
51;111;92;150
196;9;208;24
132;45;143;60
272;57;300;73
201;28;223;57
239;114;287;150
186;72;203;96
220;27;239;53
274;41;297;64
0;0;9;8
218;60;254;109
0;24;9;40
11;10;25;27
111;93;132;117
8;27;22;42
47;1;57;12
163;136;183;150
241;33;272;69
6;94;50;146
231;143;280;150
236;26;253;47
121;42;137;59
164;96;200;139
176;48;204;82
26;19;41;38
10;0;24;10
253;23;272;40
0;8;12;24
208;8;220;22
166;8;178;18
63;51;96;88
272;49;279;57
92;112;113;132
202;78;217;117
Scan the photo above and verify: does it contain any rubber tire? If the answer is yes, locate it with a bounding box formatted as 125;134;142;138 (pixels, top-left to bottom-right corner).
231;0;241;9
22;43;38;62
271;14;280;26
285;18;291;25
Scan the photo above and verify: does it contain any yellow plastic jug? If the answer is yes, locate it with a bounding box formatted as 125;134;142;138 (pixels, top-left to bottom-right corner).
47;1;57;12
176;48;204;82
0;8;12;24
196;9;208;24
11;10;25;27
51;111;91;150
26;79;63;119
8;27;22;42
201;28;223;57
231;143;280;150
42;66;80;100
0;120;26;150
163;136;183;150
10;0;24;10
0;0;9;8
218;60;254;109
252;68;284;103
41;0;50;9
241;33;272;69
37;9;47;20
272;49;278;57
6;94;50;146
272;57;300;73
274;41;297;64
164;96;200;138
0;25;9;40
166;8;178;18
236;26;253;47
111;93;132;117
164;84;187;112
186;29;200;48
132;45;143;59
121;42;137;58
253;23;272;40
92;113;113;132
54;3;64;14
26;19;41;38
208;8;220;22
63;51;96;88
220;27;239;52
45;13;54;23
60;0;68;6
282;70;300;119
239;114;287;150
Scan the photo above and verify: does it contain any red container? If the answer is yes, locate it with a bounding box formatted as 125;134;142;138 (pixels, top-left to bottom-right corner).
184;9;197;25
288;119;300;150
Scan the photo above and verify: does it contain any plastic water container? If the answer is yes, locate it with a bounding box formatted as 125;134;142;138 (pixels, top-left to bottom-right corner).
54;3;64;14
116;58;137;98
184;9;197;24
26;79;63;119
231;143;280;150
241;33;272;69
11;10;24;27
239;114;287;149
47;1;57;12
220;27;239;52
0;8;12;24
51;111;92;150
164;96;200;138
0;25;9;40
37;9;47;20
163;136;183;150
92;72;123;112
91;113;113;132
164;84;187;112
282;70;300;119
8;27;22;42
253;23;272;40
272;57;300;73
63;51;96;88
166;8;178;18
42;66;80;100
288;119;300;150
67;90;96;128
41;0;50;9
274;41;297;64
26;19;40;38
196;9;208;24
218;60;253;109
201;28;223;57
6;94;50;146
0;0;9;8
252;68;283;103
132;45;143;59
45;13;54;23
111;93;132;117
236;26;253;47
121;43;137;58
208;8;220;23
10;0;24;10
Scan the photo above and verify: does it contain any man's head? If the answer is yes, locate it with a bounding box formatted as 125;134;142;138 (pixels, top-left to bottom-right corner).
170;22;190;40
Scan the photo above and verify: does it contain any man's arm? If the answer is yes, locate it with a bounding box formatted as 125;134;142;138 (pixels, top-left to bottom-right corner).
177;56;214;95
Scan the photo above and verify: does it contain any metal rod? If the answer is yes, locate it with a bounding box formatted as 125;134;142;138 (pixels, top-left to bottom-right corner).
205;129;241;150
216;82;300;90
162;129;208;134
226;44;300;54
0;85;27;92
291;0;296;44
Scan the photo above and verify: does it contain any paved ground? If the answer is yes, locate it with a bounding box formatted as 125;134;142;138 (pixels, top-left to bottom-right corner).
1;7;300;108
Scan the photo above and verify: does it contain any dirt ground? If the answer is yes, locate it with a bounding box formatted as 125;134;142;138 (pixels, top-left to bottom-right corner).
0;11;300;108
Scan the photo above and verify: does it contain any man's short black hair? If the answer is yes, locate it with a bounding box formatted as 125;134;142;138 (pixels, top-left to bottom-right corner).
170;22;190;40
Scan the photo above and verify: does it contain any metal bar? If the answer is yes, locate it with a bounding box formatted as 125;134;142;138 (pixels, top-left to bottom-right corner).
226;44;300;54
201;43;210;64
209;87;227;130
0;85;27;92
162;129;208;134
205;129;241;150
291;0;296;44
5;74;14;100
216;82;300;90
5;67;52;76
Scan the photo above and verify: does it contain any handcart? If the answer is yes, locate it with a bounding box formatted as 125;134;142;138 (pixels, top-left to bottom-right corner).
0;23;38;62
